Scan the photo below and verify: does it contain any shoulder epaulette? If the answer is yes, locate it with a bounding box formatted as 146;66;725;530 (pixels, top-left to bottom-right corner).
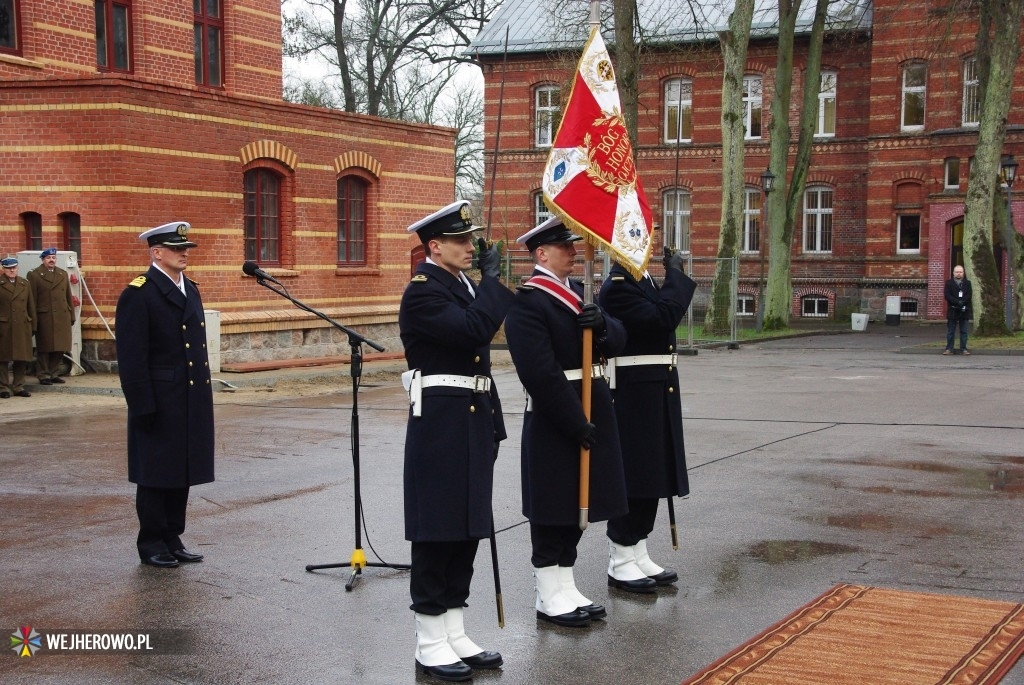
128;276;147;288
411;274;428;283
516;284;535;292
187;277;200;288
610;276;625;282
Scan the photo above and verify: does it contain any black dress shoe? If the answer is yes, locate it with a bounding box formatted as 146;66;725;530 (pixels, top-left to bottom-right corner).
51;377;66;384
579;603;607;619
39;378;53;385
141;553;179;568
0;391;10;399
172;548;204;563
14;390;31;398
648;569;678;585
416;659;472;682
461;650;502;669
536;608;591;627
607;574;657;593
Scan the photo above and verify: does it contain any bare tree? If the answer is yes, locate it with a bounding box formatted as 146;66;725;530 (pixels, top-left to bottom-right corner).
705;0;756;335
962;0;1024;333
762;0;832;330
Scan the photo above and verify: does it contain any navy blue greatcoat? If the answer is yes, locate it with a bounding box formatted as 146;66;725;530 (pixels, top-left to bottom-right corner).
504;270;628;525
399;262;514;542
115;266;215;488
599;264;696;498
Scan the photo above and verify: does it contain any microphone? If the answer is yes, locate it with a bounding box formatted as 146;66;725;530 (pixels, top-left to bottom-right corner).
242;261;281;284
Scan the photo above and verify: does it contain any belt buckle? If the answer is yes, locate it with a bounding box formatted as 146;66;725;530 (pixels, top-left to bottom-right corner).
473;375;489;393
669;353;677;368
592;363;606;379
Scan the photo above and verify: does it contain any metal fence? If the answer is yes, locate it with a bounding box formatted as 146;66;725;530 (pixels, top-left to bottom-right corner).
501;249;738;349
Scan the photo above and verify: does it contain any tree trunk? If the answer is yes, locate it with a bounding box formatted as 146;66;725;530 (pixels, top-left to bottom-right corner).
764;0;829;330
333;0;356;112
613;0;640;148
964;0;1023;335
705;0;755;336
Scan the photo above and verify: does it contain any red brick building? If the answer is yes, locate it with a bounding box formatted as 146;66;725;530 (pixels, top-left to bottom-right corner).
1;0;457;366
469;0;1023;322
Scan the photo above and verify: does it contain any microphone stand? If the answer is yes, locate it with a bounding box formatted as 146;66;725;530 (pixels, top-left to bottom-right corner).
248;276;409;590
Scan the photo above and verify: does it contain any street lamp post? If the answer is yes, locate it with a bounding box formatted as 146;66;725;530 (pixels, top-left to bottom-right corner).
757;167;776;333
1000;154;1018;330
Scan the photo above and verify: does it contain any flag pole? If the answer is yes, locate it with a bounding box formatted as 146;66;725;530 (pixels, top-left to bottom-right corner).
577;0;602;532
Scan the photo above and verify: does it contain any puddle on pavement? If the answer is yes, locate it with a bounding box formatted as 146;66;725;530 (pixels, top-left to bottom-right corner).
746;539;858;564
816;457;1024;498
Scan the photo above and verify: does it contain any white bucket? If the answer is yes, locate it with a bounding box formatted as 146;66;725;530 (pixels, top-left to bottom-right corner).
851;313;868;331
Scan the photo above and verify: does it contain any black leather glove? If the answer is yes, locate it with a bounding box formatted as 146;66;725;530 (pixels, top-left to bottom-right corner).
573;422;597;450
663;245;685;273
577;303;606;335
477;238;501;279
137;413;156;432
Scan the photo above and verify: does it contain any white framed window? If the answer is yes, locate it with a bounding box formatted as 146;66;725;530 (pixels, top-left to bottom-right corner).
816;71;837;137
742;187;762;253
962;57;980;127
897;215;921;253
737;294;756;316
803;186;833;253
945;158;960;190
664;78;693;144
662;188;691;253
535;85;561;148
743;76;762;139
534;192;552;226
901;63;926;131
801;296;829;318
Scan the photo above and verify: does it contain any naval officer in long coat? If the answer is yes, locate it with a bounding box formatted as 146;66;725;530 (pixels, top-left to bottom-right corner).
115;221;214;569
399;200;513;682
504;217;644;630
598;246;696;588
28;247;76;384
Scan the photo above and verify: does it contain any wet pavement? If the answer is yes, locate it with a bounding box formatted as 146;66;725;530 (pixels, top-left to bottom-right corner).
2;322;1023;684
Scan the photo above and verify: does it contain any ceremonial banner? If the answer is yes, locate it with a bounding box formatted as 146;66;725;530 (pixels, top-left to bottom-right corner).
542;26;653;279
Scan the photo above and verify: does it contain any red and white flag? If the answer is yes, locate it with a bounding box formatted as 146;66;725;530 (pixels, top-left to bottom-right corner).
542;26;653;279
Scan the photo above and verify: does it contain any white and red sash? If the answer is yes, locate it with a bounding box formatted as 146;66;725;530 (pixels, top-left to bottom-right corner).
525;274;583;314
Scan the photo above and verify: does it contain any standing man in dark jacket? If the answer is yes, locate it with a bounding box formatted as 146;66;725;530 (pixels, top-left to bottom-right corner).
28;247;75;384
0;256;36;399
116;222;214;569
505;217;642;631
599;247;696;589
944;265;973;355
400;200;512;682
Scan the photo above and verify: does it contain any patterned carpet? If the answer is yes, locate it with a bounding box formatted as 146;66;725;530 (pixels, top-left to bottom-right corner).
682;584;1024;685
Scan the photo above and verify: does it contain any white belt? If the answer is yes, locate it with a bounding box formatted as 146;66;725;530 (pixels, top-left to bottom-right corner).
606;354;677;389
401;370;492;417
525;364;606;411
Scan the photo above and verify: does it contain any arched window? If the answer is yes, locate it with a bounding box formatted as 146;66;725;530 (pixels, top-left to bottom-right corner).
95;0;132;72
664;78;692;144
61;212;82;262
337;176;367;265
22;211;41;251
1;0;22;54
533;191;552;226
662;188;691;252
535;85;561;148
244;169;281;264
801;295;829;318
803;186;833;253
742;187;762;253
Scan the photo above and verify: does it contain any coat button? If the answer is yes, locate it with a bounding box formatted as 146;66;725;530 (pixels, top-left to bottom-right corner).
201;322;205;328
182;325;186;330
189;380;194;386
668;344;674;351
469;405;476;413
185;343;190;349
668;386;674;393
189;361;193;367
206;379;210;384
474;355;481;363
